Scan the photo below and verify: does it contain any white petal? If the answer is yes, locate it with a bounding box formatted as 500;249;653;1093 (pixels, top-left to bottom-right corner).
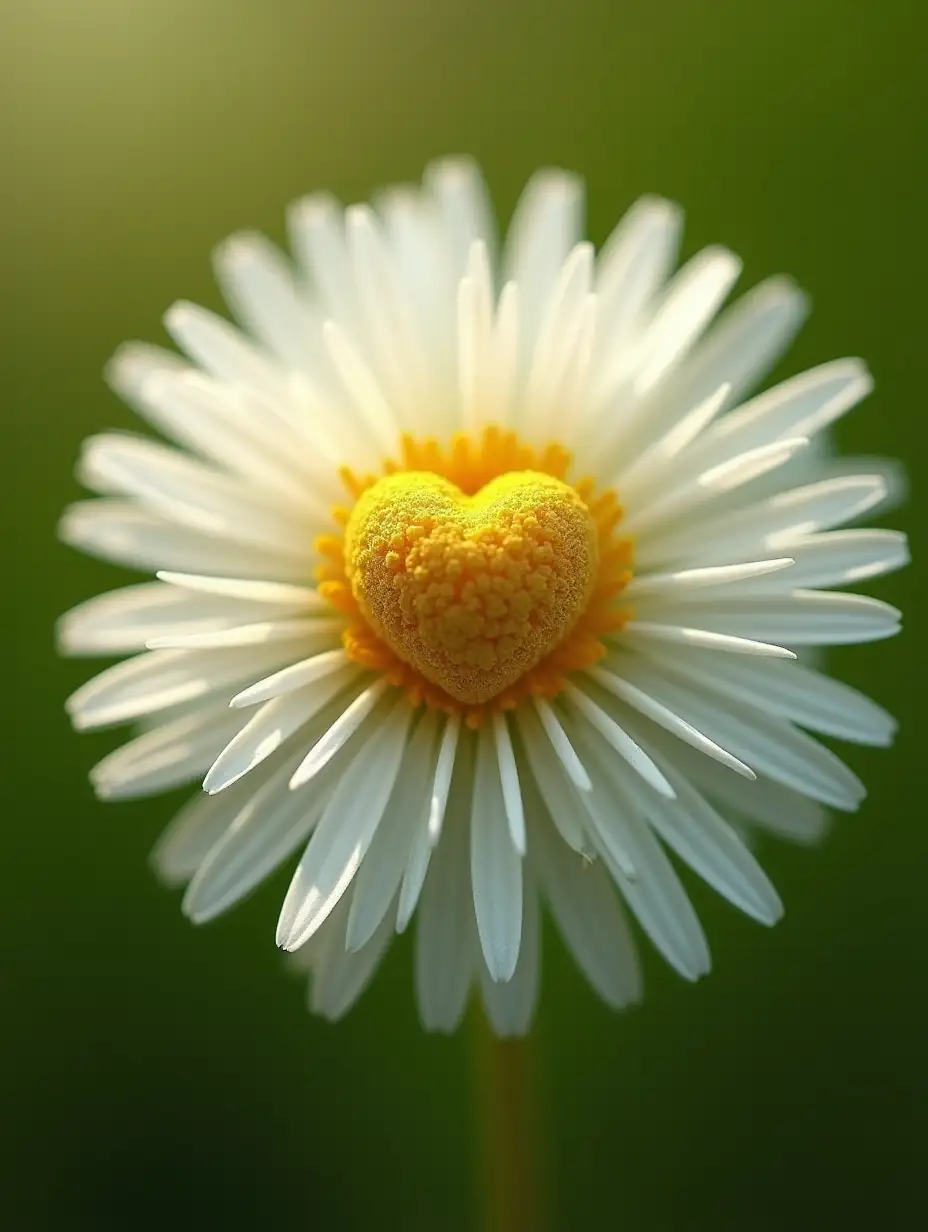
322;319;402;456
563;683;675;798
342;203;431;420
492;712;527;855
415;737;475;1032
288;678;390;789
634;648;897;747
633;246;742;396
213;232;322;371
547;291;597;427
345;711;439;952
622;437;809;535
487;280;520;426
66;644;299;731
650;274;808;425
426;156;497;274
126;367;319;512
90;703;243;800
646;768;783;925
310;891;395;1022
151;773;265;886
396;811;433;935
427;713;461;844
622;622;796;660
816;454;907;515
612;383;731;498
504;169;584;366
573;725;712;980
287;895;340;975
531;697;591;792
618;663;865;811
156;572;325;608
294;200;422;441
458;243;497;432
710;358;872;454
230;649;350;708
654;737;830;846
471;725;523;982
105;341;187;404
147;616;342;651
594;195;683;357
164;300;286;402
277;699;414;950
399;724;470;933
515;707;588;854
376;188;457;420
634;590;900;646
78;434;312;557
522;242;594;430
59;500;309;581
110;340;339;499
457;274;483;434
625;557;794;600
183;751;331;923
531;802;641;1009
728;530;910;591
638;474;890;570
698;437;811;494
479;878;541;1038
591;812;710;982
57;582;303;657
203;667;359;793
287;192;355;326
588;663;755;779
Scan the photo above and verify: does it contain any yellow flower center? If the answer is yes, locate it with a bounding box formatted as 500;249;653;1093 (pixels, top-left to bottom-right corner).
344;470;598;704
316;427;633;726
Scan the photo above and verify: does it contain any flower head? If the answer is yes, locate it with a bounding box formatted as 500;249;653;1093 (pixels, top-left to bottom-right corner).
60;159;907;1035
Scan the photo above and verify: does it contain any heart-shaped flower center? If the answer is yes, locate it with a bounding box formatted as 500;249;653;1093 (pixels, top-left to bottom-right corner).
343;471;600;704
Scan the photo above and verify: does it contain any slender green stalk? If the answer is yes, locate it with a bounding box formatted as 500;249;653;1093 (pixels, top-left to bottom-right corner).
470;1006;549;1232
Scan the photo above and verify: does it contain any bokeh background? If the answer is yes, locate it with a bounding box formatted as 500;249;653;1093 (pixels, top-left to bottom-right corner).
3;0;925;1227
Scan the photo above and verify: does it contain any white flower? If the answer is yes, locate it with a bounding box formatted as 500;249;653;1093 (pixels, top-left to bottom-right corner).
59;158;907;1036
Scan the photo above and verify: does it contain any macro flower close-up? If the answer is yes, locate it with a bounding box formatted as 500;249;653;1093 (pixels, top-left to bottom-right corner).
58;158;907;1036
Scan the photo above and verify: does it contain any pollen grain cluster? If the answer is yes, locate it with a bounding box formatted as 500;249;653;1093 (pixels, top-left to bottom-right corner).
316;428;634;724
345;470;598;704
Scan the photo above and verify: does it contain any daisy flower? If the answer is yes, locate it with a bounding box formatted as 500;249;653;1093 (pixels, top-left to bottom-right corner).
59;159;907;1036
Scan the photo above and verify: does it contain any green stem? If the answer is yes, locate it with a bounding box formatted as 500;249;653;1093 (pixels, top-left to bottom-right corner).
470;1006;549;1232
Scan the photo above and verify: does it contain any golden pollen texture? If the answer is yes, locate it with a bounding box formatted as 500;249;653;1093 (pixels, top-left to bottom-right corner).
343;471;600;704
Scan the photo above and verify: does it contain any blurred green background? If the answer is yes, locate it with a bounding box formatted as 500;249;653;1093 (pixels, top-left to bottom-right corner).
2;0;924;1227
